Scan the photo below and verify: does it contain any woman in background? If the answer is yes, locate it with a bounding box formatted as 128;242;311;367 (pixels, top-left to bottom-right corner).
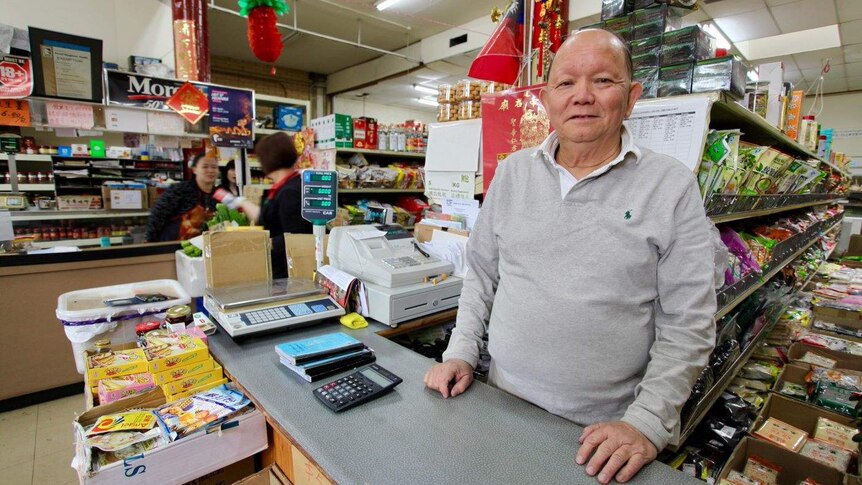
146;153;218;242
219;159;239;196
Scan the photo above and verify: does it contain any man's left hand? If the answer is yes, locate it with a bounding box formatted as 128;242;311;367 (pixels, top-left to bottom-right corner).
575;421;657;484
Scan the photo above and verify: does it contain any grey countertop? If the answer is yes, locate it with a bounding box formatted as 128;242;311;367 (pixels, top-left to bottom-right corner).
209;322;702;485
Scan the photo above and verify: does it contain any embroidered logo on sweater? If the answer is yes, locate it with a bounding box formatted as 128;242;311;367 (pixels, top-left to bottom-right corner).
624;209;632;220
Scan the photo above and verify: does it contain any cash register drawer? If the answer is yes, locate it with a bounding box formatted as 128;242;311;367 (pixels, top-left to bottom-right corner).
366;278;463;325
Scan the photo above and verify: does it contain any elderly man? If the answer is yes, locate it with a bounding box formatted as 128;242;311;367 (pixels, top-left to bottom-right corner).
424;29;717;483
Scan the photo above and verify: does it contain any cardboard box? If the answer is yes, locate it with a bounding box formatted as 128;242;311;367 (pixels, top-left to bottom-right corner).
814;306;862;331
718;437;846;485
164;378;228;402
234;464;289;485
185;457;256;485
161;363;224;395
97;372;156;405
145;336;209;373
243;184;269;206
83;342;141;409
204;229;272;290
101;186;148;210
57;195;102;211
151;357;218;385
310;114;352;149
785;90;804;141
73;389;267;485
86;347;149;382
414;222;470;243
353;117;368;149
772;362;810;394
753;393;856;437
285;233;329;280
788;342;862;372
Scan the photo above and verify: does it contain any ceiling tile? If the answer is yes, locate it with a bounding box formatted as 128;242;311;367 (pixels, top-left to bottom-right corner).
680;8;710;27
802;63;846;80
821;77;848;93
837;0;862;22
765;0;798;5
714;8;780;42
845;44;862;63
771;0;838;34
794;47;846;69
846;62;862;77
846;76;862;90
841;20;862;45
702;0;766;18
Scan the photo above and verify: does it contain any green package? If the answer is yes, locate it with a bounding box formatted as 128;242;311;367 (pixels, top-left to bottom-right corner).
697;129;741;197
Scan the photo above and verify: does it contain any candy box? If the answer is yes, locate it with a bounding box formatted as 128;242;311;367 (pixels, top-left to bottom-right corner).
163;378;228;402
145;336;209;373
97;373;156;405
160;364;224;396
86;348;149;382
151;357;218;386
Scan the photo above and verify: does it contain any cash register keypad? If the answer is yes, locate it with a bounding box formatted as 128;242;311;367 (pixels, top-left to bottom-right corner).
382;255;439;269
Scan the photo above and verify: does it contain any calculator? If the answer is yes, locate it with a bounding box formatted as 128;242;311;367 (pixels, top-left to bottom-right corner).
313;364;402;412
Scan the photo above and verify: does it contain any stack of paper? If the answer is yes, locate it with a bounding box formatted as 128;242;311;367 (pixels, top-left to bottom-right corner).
274;332;375;382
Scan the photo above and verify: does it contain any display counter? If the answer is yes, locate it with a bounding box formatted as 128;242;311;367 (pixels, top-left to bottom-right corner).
208;321;701;485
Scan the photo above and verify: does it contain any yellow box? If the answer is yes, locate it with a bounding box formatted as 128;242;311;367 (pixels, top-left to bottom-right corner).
161;365;224;396
86;348;149;382
164;378;228;402
151;357;218;386
146;337;209;373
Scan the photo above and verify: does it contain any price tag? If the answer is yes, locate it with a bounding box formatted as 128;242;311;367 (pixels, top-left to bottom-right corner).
46;101;94;129
0;99;30;126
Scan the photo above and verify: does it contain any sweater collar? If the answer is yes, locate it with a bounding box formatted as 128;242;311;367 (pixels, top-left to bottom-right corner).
534;126;642;170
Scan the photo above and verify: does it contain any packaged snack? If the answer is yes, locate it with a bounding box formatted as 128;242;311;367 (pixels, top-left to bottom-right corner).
692;56;747;99
658;62;694;97
601;0;633;21
698;129;742;195
808;368;862;392
152;357;218;385
455;79;482;102
630;35;662;57
163;378;228;402
743;455;780;485
87;411;157;436
336;165;357;189
740;361;780;382
85;427;163;453
725;470;765;485
86;348;149;382
798;352;837;369
458;100;481;120
437;83;454;103
731;377;771;392
813;417;858;452
800;440;852;472
160;364;224;395
97;373;156;405
635;68;659;98
779;382;808;399
155;384;251;440
481;81;510;95
437;103;458;122
814;384;858;416
145;336;209;373
753;417;808;452
95;436;164;468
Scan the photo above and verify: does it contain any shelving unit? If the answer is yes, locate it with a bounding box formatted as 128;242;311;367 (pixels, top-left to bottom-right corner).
253;94;309;138
337;147;426;159
340;188;424;194
31;236;125;249
10;210;150;221
709;197;841;223
0;184;55;192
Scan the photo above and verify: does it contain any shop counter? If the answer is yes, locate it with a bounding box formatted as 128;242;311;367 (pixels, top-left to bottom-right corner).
208;322;701;485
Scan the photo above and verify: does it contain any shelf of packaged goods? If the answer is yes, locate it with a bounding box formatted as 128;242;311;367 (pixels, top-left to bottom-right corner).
31;236;125;249
337;147;426;159
0;184;55;191
339;188;425;194
709;197;841;223
255;128;298;137
10;210;150;221
53;156;183;163
255;94;309;106
709;92;847;177
670;219;842;451
0;154;53;162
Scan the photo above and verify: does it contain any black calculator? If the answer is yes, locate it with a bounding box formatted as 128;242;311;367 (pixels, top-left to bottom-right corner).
313;364;402;412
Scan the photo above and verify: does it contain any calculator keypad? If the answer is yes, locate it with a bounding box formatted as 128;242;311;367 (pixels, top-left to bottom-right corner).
313;365;402;413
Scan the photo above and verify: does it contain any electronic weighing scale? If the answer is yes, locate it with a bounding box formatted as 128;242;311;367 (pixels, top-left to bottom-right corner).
204;278;345;338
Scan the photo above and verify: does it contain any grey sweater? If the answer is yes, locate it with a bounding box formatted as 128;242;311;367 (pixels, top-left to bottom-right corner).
442;134;717;450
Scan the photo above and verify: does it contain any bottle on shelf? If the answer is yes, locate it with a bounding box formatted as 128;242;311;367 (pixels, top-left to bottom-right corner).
397;125;406;152
389;125;399;152
378;125;389;151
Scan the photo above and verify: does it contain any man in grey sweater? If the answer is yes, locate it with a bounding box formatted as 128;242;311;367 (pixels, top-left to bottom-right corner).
424;29;717;484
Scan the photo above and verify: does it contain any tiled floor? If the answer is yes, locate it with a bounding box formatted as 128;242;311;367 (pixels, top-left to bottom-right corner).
0;394;83;485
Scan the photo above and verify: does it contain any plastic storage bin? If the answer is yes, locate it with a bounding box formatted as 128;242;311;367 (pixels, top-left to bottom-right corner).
176;250;206;298
57;279;190;373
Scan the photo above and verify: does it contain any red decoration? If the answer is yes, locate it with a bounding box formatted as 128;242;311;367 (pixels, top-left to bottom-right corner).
248;7;283;63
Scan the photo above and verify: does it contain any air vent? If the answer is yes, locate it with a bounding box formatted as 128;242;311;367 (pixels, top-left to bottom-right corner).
449;34;468;48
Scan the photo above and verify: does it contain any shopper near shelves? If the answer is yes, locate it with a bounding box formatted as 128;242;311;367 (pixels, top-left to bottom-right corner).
215;132;312;278
145;152;218;242
425;29;723;484
219;159;239;196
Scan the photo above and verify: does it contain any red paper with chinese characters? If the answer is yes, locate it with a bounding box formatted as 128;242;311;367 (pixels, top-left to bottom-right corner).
480;85;550;193
0;99;30;127
165;82;209;124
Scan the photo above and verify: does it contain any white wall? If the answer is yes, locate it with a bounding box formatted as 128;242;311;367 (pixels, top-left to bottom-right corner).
332;97;436;126
2;0;175;69
803;92;862;165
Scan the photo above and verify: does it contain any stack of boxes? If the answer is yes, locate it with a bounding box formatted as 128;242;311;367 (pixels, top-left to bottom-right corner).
310;114;353;149
352;116;378;149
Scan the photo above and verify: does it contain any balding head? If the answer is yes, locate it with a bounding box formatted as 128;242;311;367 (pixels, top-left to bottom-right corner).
552;29;633;81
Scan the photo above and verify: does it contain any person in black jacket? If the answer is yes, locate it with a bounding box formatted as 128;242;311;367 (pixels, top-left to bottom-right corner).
215;132;311;278
218;159;239;196
145;153;218;242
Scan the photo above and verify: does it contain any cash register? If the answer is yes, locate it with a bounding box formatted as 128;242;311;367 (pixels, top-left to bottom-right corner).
328;224;462;326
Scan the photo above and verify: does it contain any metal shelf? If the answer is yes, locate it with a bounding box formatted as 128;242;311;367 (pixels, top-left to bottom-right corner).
710;197;841;224
0;184;55;191
31;236;124;249
340;188;425;194
337;147;426;159
10;210;150;221
0;154;53;162
255;128;297;137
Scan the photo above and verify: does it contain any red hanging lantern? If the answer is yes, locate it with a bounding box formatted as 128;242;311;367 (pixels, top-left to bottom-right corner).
238;0;289;63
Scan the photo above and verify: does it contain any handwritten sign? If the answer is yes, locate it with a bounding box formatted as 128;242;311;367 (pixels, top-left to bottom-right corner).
0;99;30;126
46;101;94;128
290;444;334;485
147;111;185;136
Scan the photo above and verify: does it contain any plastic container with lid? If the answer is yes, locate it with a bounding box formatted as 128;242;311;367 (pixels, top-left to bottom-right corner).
455;79;482;102
458;100;481;120
57;279;191;373
437;103;458;122
437;84;454;103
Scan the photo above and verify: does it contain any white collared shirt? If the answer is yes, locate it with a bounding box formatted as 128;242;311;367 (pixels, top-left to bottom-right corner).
535;127;642;198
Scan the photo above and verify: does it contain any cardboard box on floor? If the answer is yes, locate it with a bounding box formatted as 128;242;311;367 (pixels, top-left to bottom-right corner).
414;222;470;243
788;342;862;372
185;456;256;485
204;229;272;289
753;393;856;438
285;233;328;280
718;437;846;485
74;386;267;485
772;362;811;394
234;464;290;485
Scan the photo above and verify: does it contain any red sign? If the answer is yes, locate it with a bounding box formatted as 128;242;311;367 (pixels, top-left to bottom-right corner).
165;82;209;124
0;99;30;126
480;85;550;193
0;55;32;99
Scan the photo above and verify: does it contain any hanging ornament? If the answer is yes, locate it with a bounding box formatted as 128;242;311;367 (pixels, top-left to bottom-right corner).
490;6;503;23
238;0;289;63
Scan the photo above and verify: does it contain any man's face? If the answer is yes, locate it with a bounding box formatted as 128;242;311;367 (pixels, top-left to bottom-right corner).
540;33;642;146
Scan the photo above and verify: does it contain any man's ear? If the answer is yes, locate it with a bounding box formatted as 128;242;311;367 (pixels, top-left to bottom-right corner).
625;81;643;118
539;85;551;113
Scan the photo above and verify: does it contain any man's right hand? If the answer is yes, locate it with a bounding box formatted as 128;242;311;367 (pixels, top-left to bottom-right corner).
424;359;474;398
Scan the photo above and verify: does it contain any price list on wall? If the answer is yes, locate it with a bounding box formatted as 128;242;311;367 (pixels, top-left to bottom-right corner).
624;96;711;172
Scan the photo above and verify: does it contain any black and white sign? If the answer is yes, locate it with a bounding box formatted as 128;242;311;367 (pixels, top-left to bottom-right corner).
105;70;209;111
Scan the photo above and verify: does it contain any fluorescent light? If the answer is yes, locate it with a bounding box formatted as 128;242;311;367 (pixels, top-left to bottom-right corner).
702;22;731;51
414;84;438;95
375;0;400;11
416;98;438;106
735;24;841;61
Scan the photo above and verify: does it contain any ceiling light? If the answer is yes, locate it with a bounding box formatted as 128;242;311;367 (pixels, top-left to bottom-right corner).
413;84;438;95
416;98;438;106
701;22;731;51
375;0;401;11
735;25;841;61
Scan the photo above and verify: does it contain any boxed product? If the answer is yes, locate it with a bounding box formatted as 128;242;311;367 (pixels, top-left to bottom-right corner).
604;15;634;42
630;35;662;57
632;4;681;40
753;417;808;452
692;56;747;99
352;116;378;149
273;105;304;131
151;357;219;386
718;437;848;485
635;68;659;98
633;52;661;71
658;62;694;97
601;0;634;21
57;195;103;211
86;348;149;382
752;394;857;445
788;342;862;372
101;185;149;210
97;373;156;405
145;336;209;373
106;146;133;159
309;114;352;149
163;378;228;402
661;25;713;65
160;364;224;396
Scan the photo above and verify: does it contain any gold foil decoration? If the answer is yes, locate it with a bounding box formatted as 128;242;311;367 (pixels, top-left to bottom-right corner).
173;20;199;81
490;7;502;23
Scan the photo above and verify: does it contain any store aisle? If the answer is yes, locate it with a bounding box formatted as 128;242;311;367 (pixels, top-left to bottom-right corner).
0;394;83;485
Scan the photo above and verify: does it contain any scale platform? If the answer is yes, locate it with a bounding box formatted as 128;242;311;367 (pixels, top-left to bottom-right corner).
204;278;345;338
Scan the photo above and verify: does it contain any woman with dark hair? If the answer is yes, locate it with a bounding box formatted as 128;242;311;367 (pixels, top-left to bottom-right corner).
146;152;218;242
215;132;311;278
219;160;239;196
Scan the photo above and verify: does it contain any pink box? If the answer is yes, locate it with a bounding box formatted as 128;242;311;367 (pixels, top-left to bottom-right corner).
97;373;156;405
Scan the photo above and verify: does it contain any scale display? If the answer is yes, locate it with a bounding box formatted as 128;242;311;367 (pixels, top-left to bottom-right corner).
301;170;338;224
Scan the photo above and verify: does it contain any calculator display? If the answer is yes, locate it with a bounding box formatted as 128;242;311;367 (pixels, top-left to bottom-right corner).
360;368;392;387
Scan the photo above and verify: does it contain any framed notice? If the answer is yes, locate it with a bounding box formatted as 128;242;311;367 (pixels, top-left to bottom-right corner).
28;28;103;103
